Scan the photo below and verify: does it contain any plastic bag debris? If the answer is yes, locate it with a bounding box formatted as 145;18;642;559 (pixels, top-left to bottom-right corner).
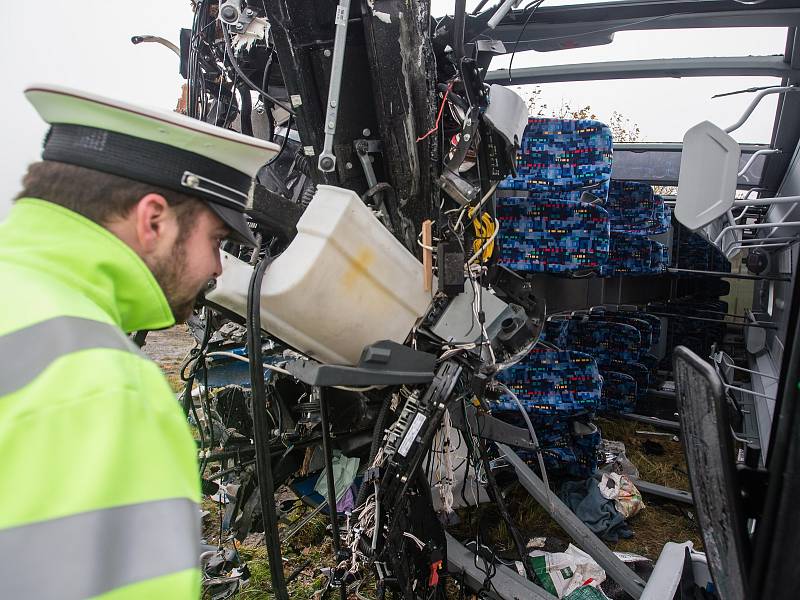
598;472;645;519
599;439;640;479
529;544;607;598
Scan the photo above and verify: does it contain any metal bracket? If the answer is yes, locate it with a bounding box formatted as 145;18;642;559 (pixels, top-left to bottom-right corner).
318;0;351;172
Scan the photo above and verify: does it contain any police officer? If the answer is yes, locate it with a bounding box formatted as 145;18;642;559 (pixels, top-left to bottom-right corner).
0;84;277;598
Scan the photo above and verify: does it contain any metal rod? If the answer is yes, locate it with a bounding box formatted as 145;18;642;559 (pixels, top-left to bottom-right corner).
667;268;791;282
724;86;800;133
648;312;779;329
622;413;681;431
317;386;346;599
733;195;800;207
318;387;341;553
281;499;328;544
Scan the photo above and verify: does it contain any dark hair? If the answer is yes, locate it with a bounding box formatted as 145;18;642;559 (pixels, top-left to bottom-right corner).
15;160;204;232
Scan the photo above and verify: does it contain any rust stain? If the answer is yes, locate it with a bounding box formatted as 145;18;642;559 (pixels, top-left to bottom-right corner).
341;246;377;289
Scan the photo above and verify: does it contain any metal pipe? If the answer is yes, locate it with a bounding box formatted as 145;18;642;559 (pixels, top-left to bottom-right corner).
737;149;780;177
666;268;791;281
724;86;800;133
732;195;800;206
317;386;347;599
648;313;779;329
713;220;800;246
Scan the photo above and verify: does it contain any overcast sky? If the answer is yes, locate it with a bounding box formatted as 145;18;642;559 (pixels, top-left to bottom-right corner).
0;1;785;218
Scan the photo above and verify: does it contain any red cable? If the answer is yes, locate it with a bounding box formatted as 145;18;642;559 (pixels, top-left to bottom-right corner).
416;83;453;142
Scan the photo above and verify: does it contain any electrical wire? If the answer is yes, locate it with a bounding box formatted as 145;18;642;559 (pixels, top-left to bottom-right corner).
493;382;553;510
222;26;296;116
506;0;544;84
265;115;294;166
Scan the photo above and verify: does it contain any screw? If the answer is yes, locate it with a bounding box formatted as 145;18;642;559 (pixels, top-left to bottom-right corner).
245;8;254;16
235;23;244;30
463;133;471;141
255;106;265;114
320;156;335;170
323;49;332;57
362;128;371;136
345;162;353;169
400;475;407;483
220;5;237;20
330;100;337;108
328;121;335;129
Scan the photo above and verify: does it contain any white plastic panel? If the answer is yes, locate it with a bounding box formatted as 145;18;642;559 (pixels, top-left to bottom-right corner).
675;121;740;230
208;185;434;365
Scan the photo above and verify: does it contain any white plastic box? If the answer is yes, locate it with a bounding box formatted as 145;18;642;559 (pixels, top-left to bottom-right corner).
207;185;434;365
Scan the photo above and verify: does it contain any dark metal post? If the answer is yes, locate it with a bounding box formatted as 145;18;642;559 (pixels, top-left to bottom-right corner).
317;386;347;598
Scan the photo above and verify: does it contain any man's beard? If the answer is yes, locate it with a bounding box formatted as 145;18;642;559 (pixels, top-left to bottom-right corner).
148;242;200;323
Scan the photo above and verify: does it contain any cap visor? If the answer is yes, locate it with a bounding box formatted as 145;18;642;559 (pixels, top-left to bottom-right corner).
207;202;258;247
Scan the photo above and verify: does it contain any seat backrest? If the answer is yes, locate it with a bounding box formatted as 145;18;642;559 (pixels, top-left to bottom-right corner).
497;197;611;273
565;317;643;365
494;348;602;416
602;233;654;276
606;180;658;234
498;118;613;202
599;371;638;413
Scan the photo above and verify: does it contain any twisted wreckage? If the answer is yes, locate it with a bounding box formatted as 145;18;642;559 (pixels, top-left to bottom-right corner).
135;0;800;598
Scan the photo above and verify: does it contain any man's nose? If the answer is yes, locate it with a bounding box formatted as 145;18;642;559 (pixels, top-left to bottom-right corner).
212;249;223;279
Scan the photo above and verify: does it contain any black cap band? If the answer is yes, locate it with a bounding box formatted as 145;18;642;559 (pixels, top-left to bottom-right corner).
42;124;251;211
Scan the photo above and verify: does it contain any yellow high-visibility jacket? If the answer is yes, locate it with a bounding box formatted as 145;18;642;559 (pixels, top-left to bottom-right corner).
0;198;201;599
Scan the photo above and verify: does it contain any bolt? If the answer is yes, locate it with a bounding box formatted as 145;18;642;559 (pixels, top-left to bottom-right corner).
328;121;335;129
324;49;332;57
400;475;407;483
245;8;254;16
345;162;353;169
235;22;244;30
330;100;337;108
255;106;265;114
220;5;237;21
369;156;375;163
185;174;200;187
320;156;335;170
463;133;471;141
362;128;371;137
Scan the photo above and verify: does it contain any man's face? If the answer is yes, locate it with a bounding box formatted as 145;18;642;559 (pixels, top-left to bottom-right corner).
148;204;227;323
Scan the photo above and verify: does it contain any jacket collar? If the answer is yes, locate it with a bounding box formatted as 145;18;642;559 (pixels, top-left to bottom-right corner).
0;198;175;332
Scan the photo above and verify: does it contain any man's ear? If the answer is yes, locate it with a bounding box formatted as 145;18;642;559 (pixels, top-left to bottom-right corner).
134;193;171;252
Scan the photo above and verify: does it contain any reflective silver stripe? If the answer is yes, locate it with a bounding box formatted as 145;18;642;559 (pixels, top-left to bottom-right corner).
0;498;200;599
0;316;141;397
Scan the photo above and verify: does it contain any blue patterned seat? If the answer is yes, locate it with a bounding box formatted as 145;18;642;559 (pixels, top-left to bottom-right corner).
606;181;657;234
652;195;672;234
601;233;670;276
497;198;611;273
498;118;613;200
493;348;602;417
497;118;613;274
603;360;650;400
564;318;643;365
599;371;638;414
588;312;653;349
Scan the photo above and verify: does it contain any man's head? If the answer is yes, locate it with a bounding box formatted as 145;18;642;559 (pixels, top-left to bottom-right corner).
17;160;229;322
21;84;281;321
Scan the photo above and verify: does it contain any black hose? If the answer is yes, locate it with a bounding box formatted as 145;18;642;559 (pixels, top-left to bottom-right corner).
237;82;254;136
265;115;294;167
246;255;289;600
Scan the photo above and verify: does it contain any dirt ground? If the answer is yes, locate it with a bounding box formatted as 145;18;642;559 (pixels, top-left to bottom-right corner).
150;326;702;598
